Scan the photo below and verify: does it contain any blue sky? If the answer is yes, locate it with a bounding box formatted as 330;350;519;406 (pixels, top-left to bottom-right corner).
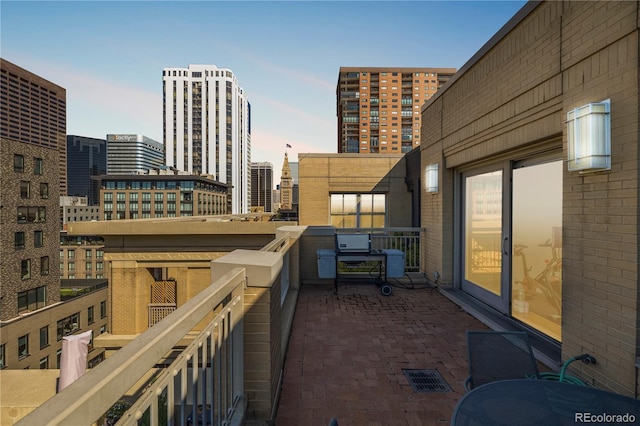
2;0;526;183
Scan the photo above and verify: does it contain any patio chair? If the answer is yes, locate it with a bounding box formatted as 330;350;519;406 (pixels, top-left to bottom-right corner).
464;330;540;391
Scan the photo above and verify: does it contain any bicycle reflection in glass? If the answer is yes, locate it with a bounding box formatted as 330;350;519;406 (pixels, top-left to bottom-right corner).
513;238;562;322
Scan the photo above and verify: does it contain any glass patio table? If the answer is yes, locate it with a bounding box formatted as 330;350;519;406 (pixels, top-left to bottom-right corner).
451;379;640;426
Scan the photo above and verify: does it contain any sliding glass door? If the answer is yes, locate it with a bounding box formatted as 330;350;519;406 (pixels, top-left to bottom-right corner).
511;160;562;341
460;156;563;341
461;168;509;312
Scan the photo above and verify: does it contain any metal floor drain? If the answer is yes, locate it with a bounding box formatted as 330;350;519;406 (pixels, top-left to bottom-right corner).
402;369;452;393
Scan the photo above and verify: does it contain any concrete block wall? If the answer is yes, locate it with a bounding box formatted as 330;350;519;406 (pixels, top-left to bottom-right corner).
421;0;639;396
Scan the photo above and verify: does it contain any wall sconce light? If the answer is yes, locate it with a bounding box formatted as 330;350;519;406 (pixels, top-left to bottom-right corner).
425;163;439;193
566;100;611;172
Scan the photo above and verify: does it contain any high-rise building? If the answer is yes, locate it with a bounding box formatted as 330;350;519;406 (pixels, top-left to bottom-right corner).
162;65;251;214
336;67;456;154
251;162;273;213
67;135;107;205
106;134;164;175
1;58;67;195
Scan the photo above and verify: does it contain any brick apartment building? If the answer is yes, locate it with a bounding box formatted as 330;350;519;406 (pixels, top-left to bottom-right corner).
0;60;107;372
336;67;455;154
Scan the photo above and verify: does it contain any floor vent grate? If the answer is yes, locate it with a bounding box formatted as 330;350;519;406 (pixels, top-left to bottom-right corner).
402;369;452;393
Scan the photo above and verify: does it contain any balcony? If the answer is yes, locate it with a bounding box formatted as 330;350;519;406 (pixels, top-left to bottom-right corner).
13;225;489;425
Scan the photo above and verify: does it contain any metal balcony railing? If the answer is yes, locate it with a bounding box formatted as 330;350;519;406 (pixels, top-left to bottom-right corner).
17;268;247;426
335;227;423;272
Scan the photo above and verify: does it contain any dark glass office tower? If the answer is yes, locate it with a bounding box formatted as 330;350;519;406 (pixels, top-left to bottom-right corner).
66;135;107;205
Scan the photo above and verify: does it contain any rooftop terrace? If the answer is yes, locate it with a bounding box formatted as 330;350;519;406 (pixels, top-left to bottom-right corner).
274;282;488;425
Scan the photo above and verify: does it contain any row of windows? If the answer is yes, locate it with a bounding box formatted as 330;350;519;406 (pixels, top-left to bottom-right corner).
357;72;438;77
14;154;44;174
64;274;104;279
20;256;50;280
15;230;44;249
0;301;107;368
63;262;103;271
64;249;104;259
20;181;49;199
163;69;232;78
360;86;436;91
17;206;46;223
105;192;178;202
103;180;225;192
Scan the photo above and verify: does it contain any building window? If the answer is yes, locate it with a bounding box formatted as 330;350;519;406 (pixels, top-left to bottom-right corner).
330;193;386;228
34;158;43;175
0;344;5;368
40;326;49;349
68;263;75;271
14;154;24;172
100;301;107;318
34;230;43;248
40;182;49;199
20;181;31;198
96;250;104;259
21;259;31;280
96;262;103;271
57;313;80;340
40;256;49;275
56;349;62;368
18;335;29;359
39;357;48;369
86;262;92;271
18;286;46;312
15;232;25;249
100;325;106;334
88;306;95;324
68;249;75;259
17;206;46;223
104;192;113;202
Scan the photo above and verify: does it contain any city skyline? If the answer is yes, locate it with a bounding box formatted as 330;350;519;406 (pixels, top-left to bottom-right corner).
1;0;526;183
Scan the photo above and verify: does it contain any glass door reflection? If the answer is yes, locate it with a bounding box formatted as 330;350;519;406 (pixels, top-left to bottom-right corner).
463;170;504;300
511;161;562;341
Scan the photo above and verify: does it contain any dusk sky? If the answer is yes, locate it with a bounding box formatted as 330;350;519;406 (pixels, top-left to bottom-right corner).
2;0;526;183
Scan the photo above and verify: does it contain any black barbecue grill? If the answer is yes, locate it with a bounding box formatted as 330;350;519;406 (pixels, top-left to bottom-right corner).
317;234;405;296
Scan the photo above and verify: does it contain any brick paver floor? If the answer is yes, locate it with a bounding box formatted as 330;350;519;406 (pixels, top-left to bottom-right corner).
274;282;491;426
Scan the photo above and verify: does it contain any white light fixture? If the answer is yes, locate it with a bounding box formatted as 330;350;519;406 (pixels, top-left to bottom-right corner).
425;163;439;193
566;100;611;172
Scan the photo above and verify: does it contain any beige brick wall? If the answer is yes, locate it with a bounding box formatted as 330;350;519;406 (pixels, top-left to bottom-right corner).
421;0;639;396
298;153;412;227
